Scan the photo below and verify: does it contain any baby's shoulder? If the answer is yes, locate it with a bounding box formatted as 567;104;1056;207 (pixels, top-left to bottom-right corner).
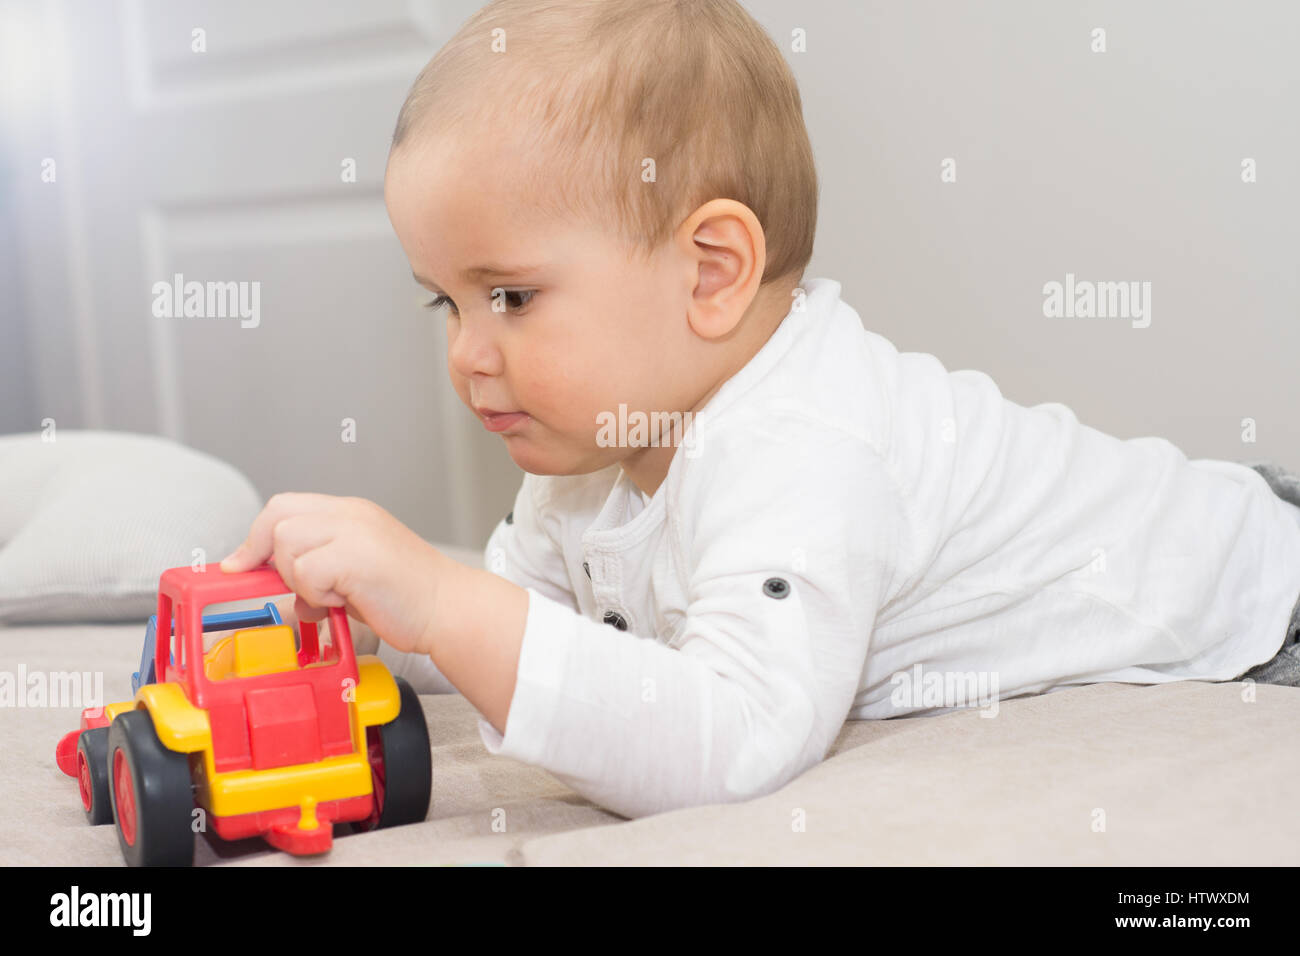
692;395;881;464
665;398;892;523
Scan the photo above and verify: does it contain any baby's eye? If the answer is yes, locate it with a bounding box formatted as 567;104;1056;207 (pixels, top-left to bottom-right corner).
423;294;458;315
493;288;537;312
421;290;537;315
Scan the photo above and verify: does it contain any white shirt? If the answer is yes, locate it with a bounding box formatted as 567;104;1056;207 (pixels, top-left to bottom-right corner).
380;276;1300;819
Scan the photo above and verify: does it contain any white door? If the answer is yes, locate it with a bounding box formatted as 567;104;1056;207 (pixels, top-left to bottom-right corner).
1;0;518;549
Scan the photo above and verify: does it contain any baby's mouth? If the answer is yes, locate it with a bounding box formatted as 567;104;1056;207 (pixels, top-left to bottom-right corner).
475;407;530;433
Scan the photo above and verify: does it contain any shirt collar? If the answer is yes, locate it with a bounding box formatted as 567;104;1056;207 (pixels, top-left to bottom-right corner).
581;276;841;548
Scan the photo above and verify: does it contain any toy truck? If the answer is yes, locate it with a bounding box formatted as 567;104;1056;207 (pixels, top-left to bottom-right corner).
54;564;432;866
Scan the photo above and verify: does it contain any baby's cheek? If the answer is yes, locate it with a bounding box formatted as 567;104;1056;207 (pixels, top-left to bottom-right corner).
521;363;580;414
446;365;471;408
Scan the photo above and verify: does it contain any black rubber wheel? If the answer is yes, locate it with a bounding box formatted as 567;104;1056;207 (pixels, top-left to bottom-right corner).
76;727;112;825
107;710;196;867
355;677;432;831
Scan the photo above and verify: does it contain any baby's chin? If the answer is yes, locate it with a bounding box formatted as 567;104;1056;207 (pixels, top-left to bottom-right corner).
503;435;621;477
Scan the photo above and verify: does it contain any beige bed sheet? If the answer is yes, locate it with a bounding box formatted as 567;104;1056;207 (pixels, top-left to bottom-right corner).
4;544;1297;866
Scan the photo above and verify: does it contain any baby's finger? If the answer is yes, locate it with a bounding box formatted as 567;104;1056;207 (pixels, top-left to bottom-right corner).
219;492;339;572
278;541;349;611
294;595;329;624
265;513;339;595
272;595;299;628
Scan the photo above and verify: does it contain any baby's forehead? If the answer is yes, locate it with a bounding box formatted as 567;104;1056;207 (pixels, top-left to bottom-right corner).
389;132;600;243
389;112;553;196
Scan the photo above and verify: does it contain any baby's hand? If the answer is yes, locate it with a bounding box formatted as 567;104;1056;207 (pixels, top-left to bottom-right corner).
218;492;447;656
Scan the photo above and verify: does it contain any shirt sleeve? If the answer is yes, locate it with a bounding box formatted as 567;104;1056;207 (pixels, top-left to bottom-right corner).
378;472;579;694
476;409;903;819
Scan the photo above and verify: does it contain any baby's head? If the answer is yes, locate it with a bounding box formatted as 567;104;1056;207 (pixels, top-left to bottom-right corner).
384;0;818;484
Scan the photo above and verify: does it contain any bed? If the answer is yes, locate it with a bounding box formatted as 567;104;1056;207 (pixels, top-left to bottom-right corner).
5;540;1297;866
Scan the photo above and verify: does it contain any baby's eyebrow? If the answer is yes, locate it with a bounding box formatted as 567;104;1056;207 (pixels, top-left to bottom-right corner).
413;263;544;288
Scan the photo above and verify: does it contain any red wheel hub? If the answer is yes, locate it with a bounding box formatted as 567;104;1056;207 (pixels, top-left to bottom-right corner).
113;749;137;846
77;749;93;811
360;725;386;828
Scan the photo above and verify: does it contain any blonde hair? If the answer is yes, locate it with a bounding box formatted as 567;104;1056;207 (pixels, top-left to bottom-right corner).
390;0;818;285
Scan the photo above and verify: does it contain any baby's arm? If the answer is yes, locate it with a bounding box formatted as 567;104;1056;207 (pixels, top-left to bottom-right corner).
364;473;577;694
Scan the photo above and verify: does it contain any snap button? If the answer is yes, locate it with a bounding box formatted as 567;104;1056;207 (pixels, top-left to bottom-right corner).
762;577;790;599
602;610;628;631
504;510;513;525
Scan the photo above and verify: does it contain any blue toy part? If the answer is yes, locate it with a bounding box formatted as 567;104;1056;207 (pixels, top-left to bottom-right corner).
131;601;283;694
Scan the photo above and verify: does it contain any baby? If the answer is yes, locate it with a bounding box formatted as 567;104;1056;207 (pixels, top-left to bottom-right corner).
220;0;1300;819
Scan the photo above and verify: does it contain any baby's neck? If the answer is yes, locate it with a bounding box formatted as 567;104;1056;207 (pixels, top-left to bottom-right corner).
620;276;800;498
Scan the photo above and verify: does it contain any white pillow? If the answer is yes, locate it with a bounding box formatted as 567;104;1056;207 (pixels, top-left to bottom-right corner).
0;431;262;623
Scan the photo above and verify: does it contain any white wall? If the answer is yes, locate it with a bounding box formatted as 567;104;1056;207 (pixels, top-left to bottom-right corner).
781;0;1299;467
